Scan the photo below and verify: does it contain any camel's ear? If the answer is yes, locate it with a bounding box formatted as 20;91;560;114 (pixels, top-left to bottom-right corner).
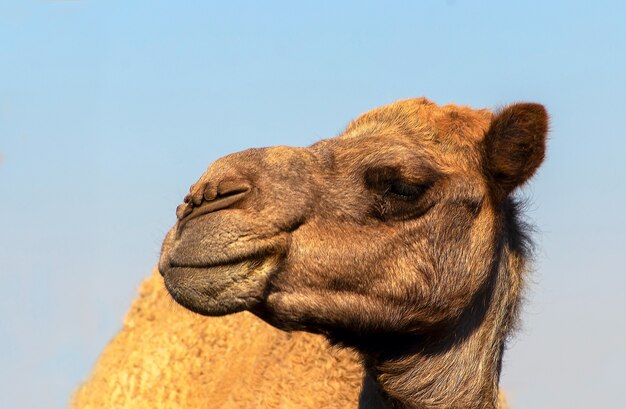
484;103;548;199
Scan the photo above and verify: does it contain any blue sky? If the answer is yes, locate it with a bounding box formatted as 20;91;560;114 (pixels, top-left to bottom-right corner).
1;1;625;408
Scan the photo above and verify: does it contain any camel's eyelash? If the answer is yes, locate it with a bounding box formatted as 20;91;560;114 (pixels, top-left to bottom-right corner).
371;183;426;220
364;165;438;191
385;181;427;201
374;197;390;219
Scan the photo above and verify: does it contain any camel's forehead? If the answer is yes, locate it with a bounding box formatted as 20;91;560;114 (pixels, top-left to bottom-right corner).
341;98;493;148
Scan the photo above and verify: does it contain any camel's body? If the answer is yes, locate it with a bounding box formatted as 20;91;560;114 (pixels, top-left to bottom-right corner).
72;269;510;408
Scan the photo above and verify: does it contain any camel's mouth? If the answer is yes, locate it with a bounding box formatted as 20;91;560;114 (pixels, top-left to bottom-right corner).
160;250;282;317
166;250;264;270
158;220;291;316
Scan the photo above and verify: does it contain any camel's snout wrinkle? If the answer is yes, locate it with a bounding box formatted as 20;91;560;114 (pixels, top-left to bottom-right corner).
176;177;253;235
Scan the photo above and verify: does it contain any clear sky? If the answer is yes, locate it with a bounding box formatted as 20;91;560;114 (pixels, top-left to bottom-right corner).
1;1;625;408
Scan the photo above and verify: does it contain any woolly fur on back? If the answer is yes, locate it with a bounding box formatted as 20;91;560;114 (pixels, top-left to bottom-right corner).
71;268;363;408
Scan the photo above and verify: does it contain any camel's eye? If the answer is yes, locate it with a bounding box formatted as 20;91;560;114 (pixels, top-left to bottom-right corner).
386;181;426;201
365;167;429;200
364;167;434;220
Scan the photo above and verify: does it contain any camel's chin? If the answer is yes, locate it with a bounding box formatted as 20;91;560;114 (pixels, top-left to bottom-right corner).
161;257;279;316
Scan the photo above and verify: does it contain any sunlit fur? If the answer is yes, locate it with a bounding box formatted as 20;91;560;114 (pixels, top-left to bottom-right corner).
159;98;548;409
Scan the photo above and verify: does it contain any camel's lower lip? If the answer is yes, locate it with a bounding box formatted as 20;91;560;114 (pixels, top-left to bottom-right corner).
162;262;256;316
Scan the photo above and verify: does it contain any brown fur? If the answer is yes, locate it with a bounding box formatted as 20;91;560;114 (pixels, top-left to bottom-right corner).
158;97;547;408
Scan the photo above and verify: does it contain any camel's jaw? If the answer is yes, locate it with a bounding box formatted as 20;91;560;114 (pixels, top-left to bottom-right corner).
158;226;287;316
160;258;280;316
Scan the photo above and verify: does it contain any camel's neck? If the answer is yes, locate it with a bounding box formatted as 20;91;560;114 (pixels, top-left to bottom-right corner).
357;258;517;409
359;330;503;409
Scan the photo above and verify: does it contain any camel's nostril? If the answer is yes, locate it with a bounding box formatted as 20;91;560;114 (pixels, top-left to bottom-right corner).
216;179;252;198
176;179;252;235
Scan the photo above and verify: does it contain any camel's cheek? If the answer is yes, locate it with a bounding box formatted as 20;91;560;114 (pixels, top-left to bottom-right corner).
275;221;404;294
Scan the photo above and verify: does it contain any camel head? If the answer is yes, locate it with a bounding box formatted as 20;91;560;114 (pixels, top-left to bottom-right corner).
158;97;547;407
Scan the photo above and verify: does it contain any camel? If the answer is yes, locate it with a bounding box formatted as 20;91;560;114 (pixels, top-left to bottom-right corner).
73;97;538;409
157;97;547;409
